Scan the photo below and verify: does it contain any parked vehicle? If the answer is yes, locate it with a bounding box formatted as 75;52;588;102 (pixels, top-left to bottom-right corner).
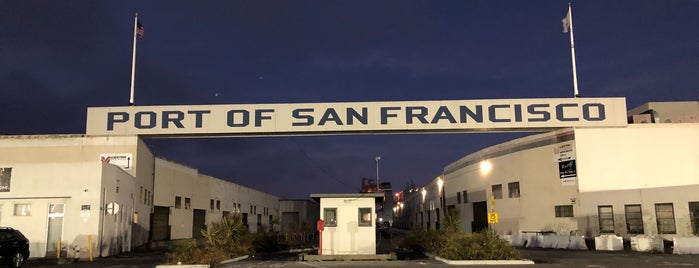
0;227;30;268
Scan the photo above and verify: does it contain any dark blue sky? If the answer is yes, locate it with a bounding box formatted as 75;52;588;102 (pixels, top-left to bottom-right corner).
1;1;697;199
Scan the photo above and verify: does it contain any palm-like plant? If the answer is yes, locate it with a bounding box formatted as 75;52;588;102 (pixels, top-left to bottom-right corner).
442;209;461;235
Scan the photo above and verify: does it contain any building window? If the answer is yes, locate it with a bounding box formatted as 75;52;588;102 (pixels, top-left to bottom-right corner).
457;192;462;204
175;196;182;209
324;208;337;227
492;184;503;199
358;207;372;227
625;204;644;234
598;205;614;233
14;204;31;216
210;200;215;210
216;200;221;211
555;205;574;217
508;182;520;198
463;191;468;203
655;203;676;234
184;198;191;210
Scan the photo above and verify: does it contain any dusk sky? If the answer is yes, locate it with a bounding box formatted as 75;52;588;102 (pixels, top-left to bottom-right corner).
1;1;697;199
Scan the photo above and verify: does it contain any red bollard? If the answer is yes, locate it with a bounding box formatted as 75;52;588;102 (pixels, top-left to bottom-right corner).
316;219;325;255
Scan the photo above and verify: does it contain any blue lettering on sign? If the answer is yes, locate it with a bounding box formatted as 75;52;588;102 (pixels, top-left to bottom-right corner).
406;106;428;124
432;106;457;124
292;108;314;126
107;110;211;130
163;111;185;128
583;103;605;121
188;110;211;128
459;106;483;123
319;108;343;126
527;104;550;122
255;109;274;127
107;112;129;130
135;111;157;129
347;108;368;125
514;104;523;122
556;104;579;121
489;104;510;123
381;107;401;125
227;110;249;127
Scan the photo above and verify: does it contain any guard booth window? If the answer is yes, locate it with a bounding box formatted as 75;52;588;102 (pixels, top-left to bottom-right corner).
324;208;337;227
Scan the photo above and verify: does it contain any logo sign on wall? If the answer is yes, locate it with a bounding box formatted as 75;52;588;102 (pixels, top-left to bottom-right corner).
100;154;133;170
554;143;577;186
85;98;627;137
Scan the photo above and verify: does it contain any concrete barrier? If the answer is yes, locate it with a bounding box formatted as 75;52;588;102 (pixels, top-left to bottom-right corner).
595;235;623;251
673;237;699;254
630;236;663;252
501;234;526;247
507;234;587;250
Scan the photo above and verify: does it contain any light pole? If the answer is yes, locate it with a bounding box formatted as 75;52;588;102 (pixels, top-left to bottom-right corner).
375;156;381;192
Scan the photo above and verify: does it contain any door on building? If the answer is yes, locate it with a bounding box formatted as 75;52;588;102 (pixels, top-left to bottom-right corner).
472;201;488;233
281;212;298;234
690;202;699;236
192;209;206;238
46;203;65;257
151;206;170;241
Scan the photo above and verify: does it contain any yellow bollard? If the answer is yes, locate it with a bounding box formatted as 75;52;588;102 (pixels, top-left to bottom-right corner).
57;239;61;259
88;235;94;262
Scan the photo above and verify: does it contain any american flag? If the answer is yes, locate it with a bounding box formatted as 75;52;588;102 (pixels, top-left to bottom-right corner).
136;20;144;38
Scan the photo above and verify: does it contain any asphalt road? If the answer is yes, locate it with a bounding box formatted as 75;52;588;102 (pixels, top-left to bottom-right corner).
25;231;699;268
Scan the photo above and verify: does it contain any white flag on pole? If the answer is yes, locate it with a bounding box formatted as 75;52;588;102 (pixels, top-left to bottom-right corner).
562;9;571;33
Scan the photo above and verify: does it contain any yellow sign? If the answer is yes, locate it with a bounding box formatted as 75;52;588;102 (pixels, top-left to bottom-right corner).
488;212;499;223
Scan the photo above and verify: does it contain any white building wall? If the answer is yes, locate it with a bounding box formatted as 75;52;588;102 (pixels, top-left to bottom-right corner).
444;130;581;235
153;157;281;238
574;123;699;237
154;158;198;240
575;124;699;192
438;122;699;238
0;135;147;258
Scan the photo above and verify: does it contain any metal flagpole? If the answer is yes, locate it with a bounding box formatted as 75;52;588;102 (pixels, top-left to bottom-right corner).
566;4;580;98
129;13;138;106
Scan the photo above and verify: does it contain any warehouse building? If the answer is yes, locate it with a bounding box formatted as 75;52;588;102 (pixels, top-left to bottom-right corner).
399;101;699;239
0;135;283;258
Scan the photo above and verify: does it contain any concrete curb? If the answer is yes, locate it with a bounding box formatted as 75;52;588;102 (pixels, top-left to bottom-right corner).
220;255;250;264
426;253;534;265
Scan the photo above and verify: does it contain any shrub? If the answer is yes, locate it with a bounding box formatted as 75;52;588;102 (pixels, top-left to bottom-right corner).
247;230;287;254
437;229;520;260
399;228;443;252
167;214;249;267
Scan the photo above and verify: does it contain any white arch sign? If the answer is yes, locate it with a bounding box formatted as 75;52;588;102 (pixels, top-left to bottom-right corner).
86;98;627;137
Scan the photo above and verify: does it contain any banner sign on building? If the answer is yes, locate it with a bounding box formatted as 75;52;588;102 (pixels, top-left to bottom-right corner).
86;98;627;137
100;153;133;170
555;143;577;185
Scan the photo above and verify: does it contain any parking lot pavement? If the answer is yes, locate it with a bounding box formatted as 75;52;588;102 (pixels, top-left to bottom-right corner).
25;247;168;268
24;233;699;268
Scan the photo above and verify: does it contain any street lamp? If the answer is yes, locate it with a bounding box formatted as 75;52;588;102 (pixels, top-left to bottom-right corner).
375;156;381;192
